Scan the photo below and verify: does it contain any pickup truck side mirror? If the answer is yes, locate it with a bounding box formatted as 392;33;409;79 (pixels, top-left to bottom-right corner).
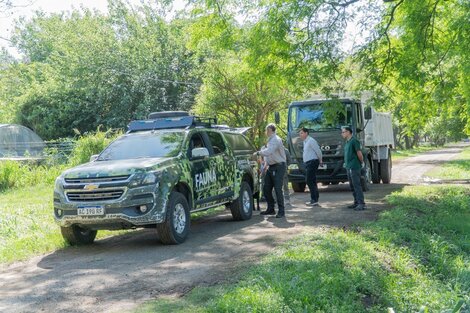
89;154;99;162
191;147;209;159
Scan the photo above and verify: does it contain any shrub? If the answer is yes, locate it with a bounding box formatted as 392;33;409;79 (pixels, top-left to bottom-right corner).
67;129;121;166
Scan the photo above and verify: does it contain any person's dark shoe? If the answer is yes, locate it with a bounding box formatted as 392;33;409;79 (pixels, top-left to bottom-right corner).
347;203;358;209
275;213;285;218
354;204;366;211
260;210;275;215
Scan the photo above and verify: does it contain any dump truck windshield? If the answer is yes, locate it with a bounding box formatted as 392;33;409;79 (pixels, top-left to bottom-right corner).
289;102;353;132
97;131;184;161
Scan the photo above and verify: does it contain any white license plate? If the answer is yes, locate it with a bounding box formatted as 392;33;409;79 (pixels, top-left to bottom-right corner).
318;164;327;170
77;206;104;216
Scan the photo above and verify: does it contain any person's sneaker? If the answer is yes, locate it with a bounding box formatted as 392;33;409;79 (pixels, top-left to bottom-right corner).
354;204;366;211
275;213;285;218
306;201;319;206
260;210;275;215
347;203;358;209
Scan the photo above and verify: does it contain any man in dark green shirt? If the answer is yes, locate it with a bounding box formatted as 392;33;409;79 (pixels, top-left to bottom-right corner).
341;126;366;210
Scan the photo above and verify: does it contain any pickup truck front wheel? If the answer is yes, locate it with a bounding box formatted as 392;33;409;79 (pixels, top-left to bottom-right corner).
230;181;253;221
157;191;190;244
61;225;97;245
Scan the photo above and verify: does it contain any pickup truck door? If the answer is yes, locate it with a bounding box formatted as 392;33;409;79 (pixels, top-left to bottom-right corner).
188;132;218;209
206;131;236;200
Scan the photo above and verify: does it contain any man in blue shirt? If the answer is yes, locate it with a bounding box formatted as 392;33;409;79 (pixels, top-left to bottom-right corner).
341;126;366;210
299;127;323;206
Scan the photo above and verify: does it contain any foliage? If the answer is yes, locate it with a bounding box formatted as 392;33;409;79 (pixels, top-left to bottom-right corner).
67;128;121;166
356;0;470;147
0;160;64;191
0;0;468;146
1;1;199;139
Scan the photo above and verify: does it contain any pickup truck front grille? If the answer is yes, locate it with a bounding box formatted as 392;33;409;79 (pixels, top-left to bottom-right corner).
66;189;124;202
64;175;130;184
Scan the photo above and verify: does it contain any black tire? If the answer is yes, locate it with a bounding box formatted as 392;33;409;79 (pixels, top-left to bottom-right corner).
360;161;371;192
380;153;392;184
230;181;254;221
157;191;190;245
372;160;381;184
291;182;306;192
61;225;97;245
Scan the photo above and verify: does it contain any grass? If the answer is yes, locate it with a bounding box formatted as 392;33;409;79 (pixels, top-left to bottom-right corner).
0;184;131;263
392;145;438;161
136;185;470;313
0;184;227;264
425;147;470;180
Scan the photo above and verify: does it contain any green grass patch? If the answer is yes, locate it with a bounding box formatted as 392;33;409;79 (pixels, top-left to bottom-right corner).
392;146;438;161
0;184;131;263
137;185;469;313
425;147;470;180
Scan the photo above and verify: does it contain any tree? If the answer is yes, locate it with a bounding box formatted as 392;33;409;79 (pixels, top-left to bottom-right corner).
2;1;200;139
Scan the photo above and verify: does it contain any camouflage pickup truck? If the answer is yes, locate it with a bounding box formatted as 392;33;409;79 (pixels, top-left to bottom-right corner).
53;112;259;245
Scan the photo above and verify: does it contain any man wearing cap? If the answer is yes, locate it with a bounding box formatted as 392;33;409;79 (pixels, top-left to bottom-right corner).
255;123;287;218
341;126;366;210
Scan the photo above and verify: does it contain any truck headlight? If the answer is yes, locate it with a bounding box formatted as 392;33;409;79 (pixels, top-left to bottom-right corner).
129;173;157;187
54;176;63;191
288;164;299;170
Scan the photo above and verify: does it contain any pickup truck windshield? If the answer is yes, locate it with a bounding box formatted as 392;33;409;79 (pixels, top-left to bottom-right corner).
289;102;353;132
97;131;184;160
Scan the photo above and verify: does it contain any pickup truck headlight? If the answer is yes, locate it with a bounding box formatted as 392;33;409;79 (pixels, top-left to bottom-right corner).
129;173;158;187
54;176;63;191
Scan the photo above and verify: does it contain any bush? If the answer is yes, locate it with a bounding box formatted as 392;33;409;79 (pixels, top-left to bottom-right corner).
0;160;64;191
67;129;121;166
0;129;121;192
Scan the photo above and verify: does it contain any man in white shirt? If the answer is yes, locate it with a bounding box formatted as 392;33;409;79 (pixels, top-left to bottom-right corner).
255;123;287;218
299;127;323;206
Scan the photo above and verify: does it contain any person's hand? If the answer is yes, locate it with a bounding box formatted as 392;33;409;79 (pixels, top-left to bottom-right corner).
361;162;365;168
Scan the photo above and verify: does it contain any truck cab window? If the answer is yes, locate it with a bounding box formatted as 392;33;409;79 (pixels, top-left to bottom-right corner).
207;131;226;155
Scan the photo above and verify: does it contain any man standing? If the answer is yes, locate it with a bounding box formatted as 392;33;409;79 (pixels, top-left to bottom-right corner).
255;123;287;218
341;126;366;211
299;127;323;206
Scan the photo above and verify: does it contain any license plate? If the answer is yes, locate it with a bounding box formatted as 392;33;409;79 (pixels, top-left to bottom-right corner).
318;164;327;170
77;206;104;216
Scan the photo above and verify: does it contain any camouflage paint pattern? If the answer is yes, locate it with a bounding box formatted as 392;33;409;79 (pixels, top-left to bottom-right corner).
54;128;259;230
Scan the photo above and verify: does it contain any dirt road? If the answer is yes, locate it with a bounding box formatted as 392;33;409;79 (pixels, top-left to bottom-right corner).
0;144;466;313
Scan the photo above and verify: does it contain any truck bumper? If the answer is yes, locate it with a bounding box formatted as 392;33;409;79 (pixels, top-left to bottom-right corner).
53;184;167;230
288;160;348;184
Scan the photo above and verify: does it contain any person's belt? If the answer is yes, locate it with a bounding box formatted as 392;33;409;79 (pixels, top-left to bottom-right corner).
269;162;286;167
305;159;319;164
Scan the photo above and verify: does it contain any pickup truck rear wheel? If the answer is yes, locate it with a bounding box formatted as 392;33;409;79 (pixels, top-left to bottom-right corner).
157;191;190;244
230;181;253;221
61;225;97;245
291;182;306;192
